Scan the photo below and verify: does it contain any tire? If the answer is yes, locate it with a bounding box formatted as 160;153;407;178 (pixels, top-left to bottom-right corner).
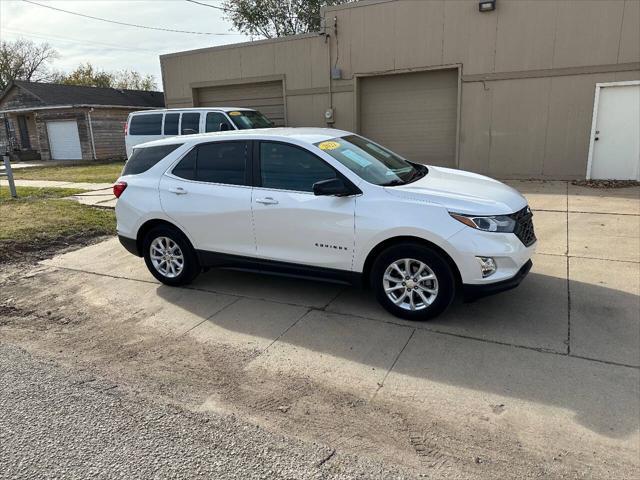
370;243;456;321
142;225;200;286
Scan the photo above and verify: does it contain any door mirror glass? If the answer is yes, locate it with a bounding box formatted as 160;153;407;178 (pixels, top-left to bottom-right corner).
313;178;352;197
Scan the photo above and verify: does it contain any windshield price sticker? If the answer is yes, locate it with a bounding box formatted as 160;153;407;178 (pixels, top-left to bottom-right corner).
229;111;242;116
318;141;341;151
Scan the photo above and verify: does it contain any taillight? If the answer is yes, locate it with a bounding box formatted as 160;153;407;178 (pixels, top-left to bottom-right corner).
113;181;127;198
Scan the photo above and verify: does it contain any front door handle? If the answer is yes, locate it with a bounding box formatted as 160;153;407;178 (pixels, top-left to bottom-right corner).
168;187;188;195
255;197;279;205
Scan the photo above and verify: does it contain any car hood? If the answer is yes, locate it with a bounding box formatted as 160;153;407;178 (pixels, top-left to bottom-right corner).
385;166;528;215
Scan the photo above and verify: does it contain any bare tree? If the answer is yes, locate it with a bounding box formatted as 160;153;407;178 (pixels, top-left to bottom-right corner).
223;0;351;38
0;39;58;91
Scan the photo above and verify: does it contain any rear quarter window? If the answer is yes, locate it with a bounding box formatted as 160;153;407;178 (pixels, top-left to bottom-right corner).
122;144;182;176
129;114;162;135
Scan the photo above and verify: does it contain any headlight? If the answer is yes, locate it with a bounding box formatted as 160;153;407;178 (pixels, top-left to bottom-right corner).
450;212;516;233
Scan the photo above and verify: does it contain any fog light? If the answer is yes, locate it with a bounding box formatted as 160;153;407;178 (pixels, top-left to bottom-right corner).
476;257;497;278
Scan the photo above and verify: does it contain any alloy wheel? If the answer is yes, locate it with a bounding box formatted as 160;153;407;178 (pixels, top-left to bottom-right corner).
149;236;184;278
383;258;439;311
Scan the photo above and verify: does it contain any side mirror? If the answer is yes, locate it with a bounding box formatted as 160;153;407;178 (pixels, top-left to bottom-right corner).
312;178;355;197
219;123;230;131
182;128;198;135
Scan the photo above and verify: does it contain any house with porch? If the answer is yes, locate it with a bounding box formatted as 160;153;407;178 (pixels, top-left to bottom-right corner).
0;81;164;161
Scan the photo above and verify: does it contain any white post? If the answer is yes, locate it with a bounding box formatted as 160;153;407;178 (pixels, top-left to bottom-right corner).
2;154;17;198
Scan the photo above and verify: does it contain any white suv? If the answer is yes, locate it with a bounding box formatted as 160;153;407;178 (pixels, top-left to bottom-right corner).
114;128;536;321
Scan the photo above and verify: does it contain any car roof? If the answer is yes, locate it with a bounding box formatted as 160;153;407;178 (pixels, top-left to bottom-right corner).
129;107;256;114
133;127;353;149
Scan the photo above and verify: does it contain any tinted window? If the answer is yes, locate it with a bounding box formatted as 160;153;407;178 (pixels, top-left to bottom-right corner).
195;142;248;186
260;142;336;192
164;113;179;135
205;112;232;132
129;114;162;135
181;113;200;135
123;144;182;176
172;148;196;180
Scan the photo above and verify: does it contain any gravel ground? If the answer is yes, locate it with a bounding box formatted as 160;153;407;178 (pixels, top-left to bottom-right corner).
0;343;413;480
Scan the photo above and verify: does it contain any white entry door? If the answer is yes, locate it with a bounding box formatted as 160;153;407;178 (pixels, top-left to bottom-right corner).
46;120;82;160
588;82;640;180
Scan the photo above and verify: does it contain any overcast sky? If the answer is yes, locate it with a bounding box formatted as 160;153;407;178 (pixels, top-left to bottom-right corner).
0;0;254;89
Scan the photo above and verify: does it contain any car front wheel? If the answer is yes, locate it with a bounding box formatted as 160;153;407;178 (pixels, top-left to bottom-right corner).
371;243;456;321
143;225;200;286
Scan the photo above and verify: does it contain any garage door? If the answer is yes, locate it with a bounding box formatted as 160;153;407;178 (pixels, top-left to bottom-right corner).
359;69;458;166
196;81;285;126
46;120;82;160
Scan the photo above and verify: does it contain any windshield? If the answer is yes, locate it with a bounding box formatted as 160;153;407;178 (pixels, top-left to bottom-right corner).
228;110;274;129
314;135;427;186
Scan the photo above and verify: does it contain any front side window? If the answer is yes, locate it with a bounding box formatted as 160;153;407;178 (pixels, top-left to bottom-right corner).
229;110;273;130
205;112;232;132
314;135;427;186
123;144;182;176
129;114;162;135
164;113;179;135
195;141;248;186
259;142;336;192
181;113;200;135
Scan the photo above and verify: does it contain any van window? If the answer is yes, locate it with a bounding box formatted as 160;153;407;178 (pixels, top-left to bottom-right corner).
129;114;162;135
205;112;232;132
123;144;182;176
164;113;179;135
195;142;249;186
181;113;200;135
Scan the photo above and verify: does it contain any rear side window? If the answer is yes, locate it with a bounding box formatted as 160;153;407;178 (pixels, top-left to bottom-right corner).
205;112;232;132
164;113;179;135
259;142;336;192
129;114;162;135
181;113;200;135
123;144;182;176
172;148;196;180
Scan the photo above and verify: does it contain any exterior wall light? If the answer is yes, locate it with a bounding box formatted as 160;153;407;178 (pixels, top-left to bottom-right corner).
479;0;496;12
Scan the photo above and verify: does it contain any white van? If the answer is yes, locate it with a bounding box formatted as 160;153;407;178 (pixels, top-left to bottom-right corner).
125;107;274;158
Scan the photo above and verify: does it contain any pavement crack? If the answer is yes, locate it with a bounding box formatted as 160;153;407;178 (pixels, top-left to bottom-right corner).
372;328;416;400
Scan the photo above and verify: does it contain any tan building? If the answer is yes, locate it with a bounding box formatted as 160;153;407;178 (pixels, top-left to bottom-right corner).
160;0;640;180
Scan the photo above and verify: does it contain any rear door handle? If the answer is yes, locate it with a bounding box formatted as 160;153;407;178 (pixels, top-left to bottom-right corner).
168;187;188;195
255;197;279;205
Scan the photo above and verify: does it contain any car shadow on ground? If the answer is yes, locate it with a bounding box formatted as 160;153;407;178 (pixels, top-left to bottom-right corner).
155;269;639;440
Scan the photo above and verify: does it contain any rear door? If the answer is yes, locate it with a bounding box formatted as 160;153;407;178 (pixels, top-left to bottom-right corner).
159;140;255;256
126;112;163;157
251;141;356;271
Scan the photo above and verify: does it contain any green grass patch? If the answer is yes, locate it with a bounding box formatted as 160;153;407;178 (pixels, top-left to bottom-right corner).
13;160;125;184
0;187;115;261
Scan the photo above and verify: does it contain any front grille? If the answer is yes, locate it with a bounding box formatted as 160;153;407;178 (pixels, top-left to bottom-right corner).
510;206;536;247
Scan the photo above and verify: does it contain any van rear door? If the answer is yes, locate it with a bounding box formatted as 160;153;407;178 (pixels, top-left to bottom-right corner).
125;112;164;158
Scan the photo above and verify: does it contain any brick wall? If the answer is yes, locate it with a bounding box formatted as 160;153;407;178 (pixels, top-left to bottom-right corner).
89;108;129;160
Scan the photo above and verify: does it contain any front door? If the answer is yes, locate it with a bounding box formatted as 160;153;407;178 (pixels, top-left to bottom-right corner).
159;141;255;257
17;115;31;149
252;141;356;272
589;82;640;180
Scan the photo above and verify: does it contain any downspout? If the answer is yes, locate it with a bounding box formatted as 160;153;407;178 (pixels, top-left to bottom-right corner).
87;108;97;160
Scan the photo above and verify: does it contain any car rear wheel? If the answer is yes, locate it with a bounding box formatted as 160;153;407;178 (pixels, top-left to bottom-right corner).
371;243;456;321
143;225;200;286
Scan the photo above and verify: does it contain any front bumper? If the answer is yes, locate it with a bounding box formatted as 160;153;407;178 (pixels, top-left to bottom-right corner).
463;259;532;300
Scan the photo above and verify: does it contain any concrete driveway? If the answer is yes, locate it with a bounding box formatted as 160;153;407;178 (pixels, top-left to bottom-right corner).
4;181;638;478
